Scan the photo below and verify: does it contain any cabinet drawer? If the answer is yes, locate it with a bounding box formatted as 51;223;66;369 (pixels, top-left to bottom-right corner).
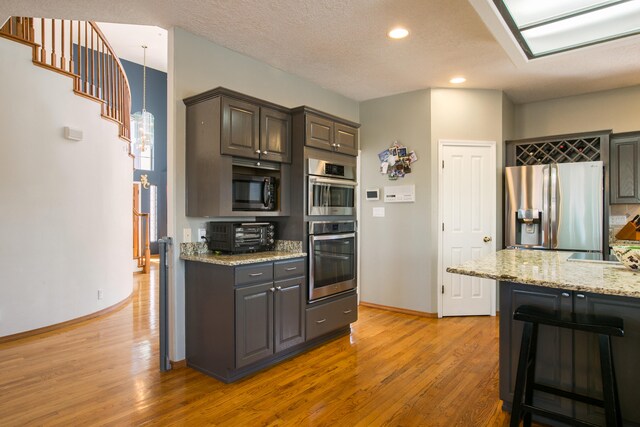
274;258;305;281
306;294;357;340
235;263;273;286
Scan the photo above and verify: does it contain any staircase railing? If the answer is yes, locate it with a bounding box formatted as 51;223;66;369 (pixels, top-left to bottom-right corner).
0;16;131;142
133;209;151;274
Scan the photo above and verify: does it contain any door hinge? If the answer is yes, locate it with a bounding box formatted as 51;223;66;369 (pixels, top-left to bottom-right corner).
442;223;444;231
442;285;445;294
442;160;444;169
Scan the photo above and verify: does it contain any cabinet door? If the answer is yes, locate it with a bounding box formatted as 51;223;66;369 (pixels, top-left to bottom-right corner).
305;114;334;151
260;108;291;163
610;134;640;204
221;97;260;159
499;282;573;418
334;123;358;156
573;292;640;425
274;277;305;353
235;282;274;368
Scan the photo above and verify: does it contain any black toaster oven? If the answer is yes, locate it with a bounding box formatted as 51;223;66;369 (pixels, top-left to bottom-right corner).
206;222;276;254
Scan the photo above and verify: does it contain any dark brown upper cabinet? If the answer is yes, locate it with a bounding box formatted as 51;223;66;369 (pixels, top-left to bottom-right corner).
220;96;291;164
183;88;291;217
260;107;291;163
221;97;260;158
610;132;640;204
297;108;360;157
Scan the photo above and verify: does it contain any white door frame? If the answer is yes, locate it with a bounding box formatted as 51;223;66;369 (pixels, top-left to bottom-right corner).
437;139;497;318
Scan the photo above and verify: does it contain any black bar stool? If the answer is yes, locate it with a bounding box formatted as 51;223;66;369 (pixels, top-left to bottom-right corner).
510;305;624;427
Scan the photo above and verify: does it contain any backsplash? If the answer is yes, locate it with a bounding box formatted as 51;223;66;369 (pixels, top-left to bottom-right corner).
610;204;640;243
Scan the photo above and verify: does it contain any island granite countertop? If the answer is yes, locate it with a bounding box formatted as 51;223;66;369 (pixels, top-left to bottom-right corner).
181;251;306;266
447;249;640;298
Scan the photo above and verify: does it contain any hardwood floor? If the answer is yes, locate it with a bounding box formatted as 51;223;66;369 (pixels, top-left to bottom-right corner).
0;263;518;426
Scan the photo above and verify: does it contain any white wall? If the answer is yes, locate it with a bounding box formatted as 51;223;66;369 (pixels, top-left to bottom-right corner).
359;90;432;312
514;85;640;139
0;39;133;336
168;28;360;360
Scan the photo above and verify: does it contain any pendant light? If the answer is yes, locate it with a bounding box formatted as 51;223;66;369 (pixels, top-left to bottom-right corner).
131;45;154;168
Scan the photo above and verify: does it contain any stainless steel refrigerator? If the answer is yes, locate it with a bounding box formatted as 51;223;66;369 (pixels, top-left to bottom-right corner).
504;161;604;253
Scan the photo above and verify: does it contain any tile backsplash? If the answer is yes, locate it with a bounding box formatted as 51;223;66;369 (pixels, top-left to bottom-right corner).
610;204;640;240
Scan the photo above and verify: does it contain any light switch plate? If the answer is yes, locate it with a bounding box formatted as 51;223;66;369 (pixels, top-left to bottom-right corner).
373;207;385;217
183;228;192;242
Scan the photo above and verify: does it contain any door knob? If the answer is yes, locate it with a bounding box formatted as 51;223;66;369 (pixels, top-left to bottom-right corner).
483;236;492;242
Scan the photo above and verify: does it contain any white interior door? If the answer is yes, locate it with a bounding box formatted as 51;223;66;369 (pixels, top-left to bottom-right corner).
440;142;496;316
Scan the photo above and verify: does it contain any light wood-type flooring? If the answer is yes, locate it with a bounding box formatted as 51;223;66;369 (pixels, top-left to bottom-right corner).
0;262;522;426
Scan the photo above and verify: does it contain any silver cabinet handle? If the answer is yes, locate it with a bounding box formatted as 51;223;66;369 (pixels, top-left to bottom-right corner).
269;287;275;292
561;292;570;297
276;286;282;291
262;150;268;155
316;318;326;324
255;149;261;154
249;272;263;277
336;144;340;148
576;294;586;299
285;267;297;271
343;309;352;314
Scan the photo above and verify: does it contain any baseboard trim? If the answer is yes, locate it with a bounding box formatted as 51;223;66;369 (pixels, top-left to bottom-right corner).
359;301;438;318
170;359;187;370
0;289;135;344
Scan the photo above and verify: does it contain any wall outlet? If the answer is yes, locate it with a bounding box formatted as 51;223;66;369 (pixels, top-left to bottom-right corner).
97;289;104;300
197;228;207;242
183;228;192;242
610;215;628;226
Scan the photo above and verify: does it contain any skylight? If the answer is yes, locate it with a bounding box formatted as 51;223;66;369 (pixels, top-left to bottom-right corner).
494;0;640;58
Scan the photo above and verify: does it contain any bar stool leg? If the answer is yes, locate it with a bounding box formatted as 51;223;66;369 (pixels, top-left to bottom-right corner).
598;334;622;427
511;321;534;427
522;323;538;427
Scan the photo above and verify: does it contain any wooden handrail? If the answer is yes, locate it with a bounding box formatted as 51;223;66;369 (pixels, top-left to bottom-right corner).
0;16;131;143
133;209;151;274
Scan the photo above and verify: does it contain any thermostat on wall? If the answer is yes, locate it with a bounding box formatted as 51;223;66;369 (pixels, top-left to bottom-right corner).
365;188;380;201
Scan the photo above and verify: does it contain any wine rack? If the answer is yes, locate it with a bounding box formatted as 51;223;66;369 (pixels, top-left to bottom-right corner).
514;136;600;166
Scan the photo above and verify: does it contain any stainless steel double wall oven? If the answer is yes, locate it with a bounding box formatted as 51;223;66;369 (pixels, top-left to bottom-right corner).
306;158;358;302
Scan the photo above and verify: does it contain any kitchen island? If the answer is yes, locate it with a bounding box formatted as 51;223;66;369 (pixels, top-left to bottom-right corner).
447;249;640;426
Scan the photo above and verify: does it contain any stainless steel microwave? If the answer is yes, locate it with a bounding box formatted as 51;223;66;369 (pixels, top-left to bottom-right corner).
232;174;276;211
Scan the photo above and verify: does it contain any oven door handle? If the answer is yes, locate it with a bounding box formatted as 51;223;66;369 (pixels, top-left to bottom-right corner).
309;176;357;187
310;232;356;241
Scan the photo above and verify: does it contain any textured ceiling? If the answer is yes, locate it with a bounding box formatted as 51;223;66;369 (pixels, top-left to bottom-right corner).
2;0;640;104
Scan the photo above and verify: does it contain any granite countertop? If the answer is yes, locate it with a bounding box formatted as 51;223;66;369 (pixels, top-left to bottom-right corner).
447;249;640;299
181;251;307;266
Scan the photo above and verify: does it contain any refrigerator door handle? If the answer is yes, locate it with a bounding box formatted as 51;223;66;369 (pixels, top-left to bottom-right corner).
549;164;559;249
541;164;550;248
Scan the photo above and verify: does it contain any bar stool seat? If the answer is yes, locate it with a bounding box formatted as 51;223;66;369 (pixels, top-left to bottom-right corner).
510;305;624;427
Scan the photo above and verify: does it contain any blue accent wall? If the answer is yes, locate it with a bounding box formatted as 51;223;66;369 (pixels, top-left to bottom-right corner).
122;59;167;253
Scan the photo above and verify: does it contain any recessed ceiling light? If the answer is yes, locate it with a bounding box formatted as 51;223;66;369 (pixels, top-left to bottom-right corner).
450;77;466;84
388;27;409;39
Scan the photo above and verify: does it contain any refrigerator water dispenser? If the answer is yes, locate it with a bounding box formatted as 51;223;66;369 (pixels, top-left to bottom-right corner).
516;209;541;246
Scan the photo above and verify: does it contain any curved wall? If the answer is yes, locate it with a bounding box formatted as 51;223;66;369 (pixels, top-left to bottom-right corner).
0;38;133;337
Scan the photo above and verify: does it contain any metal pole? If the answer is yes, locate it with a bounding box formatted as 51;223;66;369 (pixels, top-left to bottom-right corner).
158;237;172;372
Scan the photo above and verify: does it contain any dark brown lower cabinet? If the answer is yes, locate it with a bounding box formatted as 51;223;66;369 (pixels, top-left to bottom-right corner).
185;257;355;383
500;281;640;426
